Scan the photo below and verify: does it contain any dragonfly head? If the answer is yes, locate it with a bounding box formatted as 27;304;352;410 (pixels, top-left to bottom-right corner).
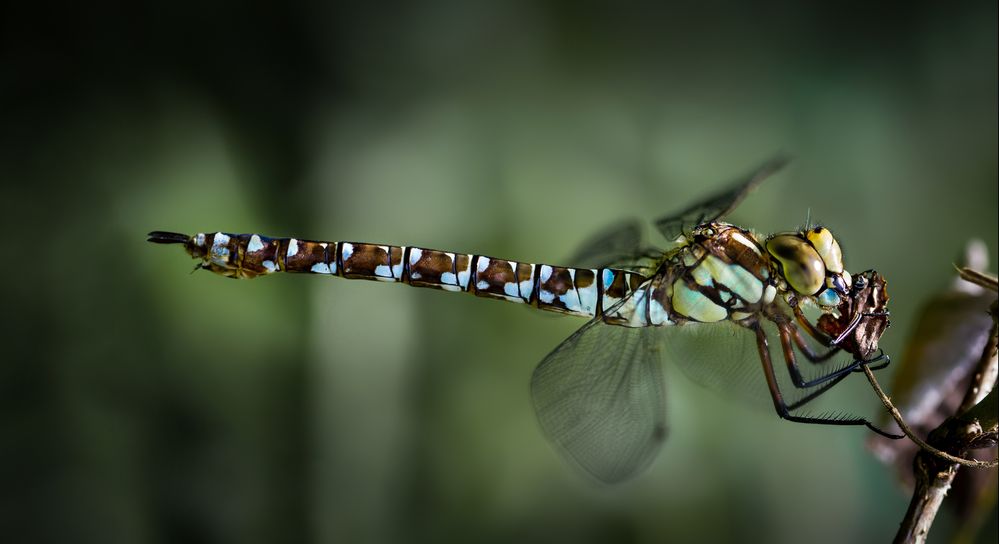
765;226;852;309
818;269;890;361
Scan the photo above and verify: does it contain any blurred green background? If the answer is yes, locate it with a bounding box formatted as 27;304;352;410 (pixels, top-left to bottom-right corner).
2;1;996;543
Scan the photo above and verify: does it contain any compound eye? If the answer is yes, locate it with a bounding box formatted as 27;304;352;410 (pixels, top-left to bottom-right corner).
805;227;844;273
766;235;826;295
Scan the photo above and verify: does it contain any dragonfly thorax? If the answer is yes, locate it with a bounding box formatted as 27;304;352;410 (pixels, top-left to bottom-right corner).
765;226;852;309
664;223;775;324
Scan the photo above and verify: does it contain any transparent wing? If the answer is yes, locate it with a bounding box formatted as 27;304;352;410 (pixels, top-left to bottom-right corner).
661;320;772;406
566;219;643;267
653;155;789;241
564;219;662;275
592;254;662;277
662;317;872;412
531;318;667;483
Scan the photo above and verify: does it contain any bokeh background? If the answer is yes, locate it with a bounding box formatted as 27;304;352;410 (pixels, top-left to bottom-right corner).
2;2;996;543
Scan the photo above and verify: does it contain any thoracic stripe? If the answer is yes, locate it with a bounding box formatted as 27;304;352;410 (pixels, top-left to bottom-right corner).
672;278;727;322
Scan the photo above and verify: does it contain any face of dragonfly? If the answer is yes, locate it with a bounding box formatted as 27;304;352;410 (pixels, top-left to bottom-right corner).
765;226;853;310
819;269;891;364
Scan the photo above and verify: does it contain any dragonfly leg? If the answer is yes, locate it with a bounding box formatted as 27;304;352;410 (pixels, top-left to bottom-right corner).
792;304;835;347
786;322;840;363
782;351;890;410
779;307;892;374
751;321;902;439
779;347;891;409
852;349;891;372
777;322;858;388
785;373;849;411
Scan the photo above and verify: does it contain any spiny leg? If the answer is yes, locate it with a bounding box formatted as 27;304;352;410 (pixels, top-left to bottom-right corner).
772;317;894;394
785;372;849;411
751;320;901;439
787;305;893;376
786;322;840;363
776;332;895;429
792;304;835;347
777;322;860;388
781;351;891;413
783;350;891;411
852;349;891;372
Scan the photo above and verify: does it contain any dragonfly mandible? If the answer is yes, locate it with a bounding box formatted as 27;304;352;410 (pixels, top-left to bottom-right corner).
149;157;896;483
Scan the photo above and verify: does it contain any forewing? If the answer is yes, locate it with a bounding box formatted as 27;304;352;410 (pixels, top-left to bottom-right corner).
531;319;667;483
566;219;643;268
653;156;789;241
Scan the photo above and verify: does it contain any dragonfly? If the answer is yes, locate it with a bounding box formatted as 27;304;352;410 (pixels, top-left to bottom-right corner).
149;157;897;483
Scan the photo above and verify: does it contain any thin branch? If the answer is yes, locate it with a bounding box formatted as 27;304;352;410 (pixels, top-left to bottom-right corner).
882;294;999;544
955;265;998;292
862;364;997;469
893;460;959;544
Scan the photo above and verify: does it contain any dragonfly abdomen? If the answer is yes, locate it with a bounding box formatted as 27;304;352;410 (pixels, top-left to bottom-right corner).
159;231;650;322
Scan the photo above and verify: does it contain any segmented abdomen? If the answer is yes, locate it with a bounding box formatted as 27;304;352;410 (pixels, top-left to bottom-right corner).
207;232;648;322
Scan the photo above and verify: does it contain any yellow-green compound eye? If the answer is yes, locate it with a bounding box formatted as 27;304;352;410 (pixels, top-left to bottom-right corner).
805;227;844;274
766;235;826;295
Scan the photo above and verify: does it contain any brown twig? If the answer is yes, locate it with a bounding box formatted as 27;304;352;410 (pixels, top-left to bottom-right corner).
862;365;997;469
955;265;998;292
877;291;999;543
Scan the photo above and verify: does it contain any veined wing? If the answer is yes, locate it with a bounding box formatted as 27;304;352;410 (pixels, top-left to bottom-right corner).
565;219;661;275
661;320;772;406
662;316;874;413
653;155;789;241
531;317;667;483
